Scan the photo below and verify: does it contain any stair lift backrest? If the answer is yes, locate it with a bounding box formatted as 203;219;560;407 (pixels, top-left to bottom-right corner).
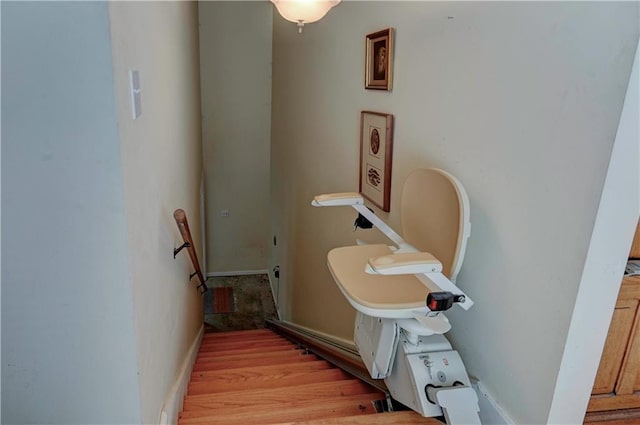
400;169;470;282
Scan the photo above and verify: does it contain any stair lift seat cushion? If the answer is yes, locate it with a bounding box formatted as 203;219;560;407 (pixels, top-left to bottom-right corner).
328;244;431;318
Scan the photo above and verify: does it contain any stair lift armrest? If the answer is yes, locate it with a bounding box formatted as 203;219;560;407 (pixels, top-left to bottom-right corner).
366;252;443;275
312;192;364;207
364;254;474;311
311;193;407;248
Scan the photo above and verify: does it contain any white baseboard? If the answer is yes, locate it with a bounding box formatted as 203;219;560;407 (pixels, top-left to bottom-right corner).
279;320;357;352
472;380;515;425
207;269;268;277
159;325;204;425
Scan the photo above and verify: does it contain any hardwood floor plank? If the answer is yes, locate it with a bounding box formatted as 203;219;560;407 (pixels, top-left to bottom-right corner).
200;338;296;351
196;349;307;364
188;368;352;395
182;379;381;411
190;360;334;381
196;348;307;362
200;335;287;346
196;344;298;358
192;353;319;372
178;394;383;424
202;331;282;342
270;411;443;424
199;338;291;351
203;329;275;339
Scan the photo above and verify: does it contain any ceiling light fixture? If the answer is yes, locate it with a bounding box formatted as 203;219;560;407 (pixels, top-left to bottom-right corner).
270;0;341;33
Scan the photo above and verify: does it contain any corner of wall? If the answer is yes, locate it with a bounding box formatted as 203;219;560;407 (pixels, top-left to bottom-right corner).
547;37;640;424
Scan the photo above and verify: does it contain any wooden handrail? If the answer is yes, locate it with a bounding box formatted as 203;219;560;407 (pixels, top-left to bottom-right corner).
173;209;207;293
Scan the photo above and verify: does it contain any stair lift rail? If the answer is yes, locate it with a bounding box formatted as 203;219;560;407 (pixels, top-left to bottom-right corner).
173;209;207;294
265;319;394;413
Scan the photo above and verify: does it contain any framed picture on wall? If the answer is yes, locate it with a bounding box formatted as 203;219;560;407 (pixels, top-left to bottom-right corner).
365;28;394;91
359;111;394;211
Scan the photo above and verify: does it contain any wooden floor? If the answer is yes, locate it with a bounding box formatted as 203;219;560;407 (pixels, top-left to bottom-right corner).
179;328;438;424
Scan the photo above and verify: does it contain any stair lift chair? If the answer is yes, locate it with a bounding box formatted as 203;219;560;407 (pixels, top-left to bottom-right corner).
312;168;480;424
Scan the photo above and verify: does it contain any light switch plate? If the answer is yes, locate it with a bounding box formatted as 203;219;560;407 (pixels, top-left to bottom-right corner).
129;70;141;119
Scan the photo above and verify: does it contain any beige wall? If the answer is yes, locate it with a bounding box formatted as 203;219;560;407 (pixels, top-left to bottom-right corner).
199;1;272;274
108;2;204;423
271;2;639;424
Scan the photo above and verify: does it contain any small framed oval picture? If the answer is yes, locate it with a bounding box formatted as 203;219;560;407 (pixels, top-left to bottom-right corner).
365;28;394;91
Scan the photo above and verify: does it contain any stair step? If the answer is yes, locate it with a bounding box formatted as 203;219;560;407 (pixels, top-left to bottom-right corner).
203;329;280;341
200;334;286;345
199;338;290;351
182;379;381;411
196;349;307;364
188;367;352;395
197;344;298;358
269;411;443;424
182;328;392;425
192;352;320;372
178;394;383;424
201;334;281;344
203;329;275;339
190;360;334;381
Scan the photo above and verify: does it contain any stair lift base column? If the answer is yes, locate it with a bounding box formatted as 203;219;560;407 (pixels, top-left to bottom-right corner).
384;333;480;423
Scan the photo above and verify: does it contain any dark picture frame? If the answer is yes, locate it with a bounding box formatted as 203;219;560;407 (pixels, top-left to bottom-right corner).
365;28;394;91
359;111;394;211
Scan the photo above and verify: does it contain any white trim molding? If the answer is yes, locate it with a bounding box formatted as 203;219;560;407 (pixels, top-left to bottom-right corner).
207;269;269;278
547;38;640;425
473;380;515;425
159;325;204;425
279;320;358;352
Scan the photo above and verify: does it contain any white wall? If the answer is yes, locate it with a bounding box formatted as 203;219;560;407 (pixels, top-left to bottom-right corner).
1;2;205;423
270;2;639;424
199;1;272;274
548;39;639;424
108;2;204;424
1;2;142;423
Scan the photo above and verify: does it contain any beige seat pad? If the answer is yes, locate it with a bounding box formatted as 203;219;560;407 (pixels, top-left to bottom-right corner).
327;244;430;312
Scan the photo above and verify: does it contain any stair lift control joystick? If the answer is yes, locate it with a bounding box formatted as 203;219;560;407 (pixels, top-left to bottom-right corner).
312;169;481;425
